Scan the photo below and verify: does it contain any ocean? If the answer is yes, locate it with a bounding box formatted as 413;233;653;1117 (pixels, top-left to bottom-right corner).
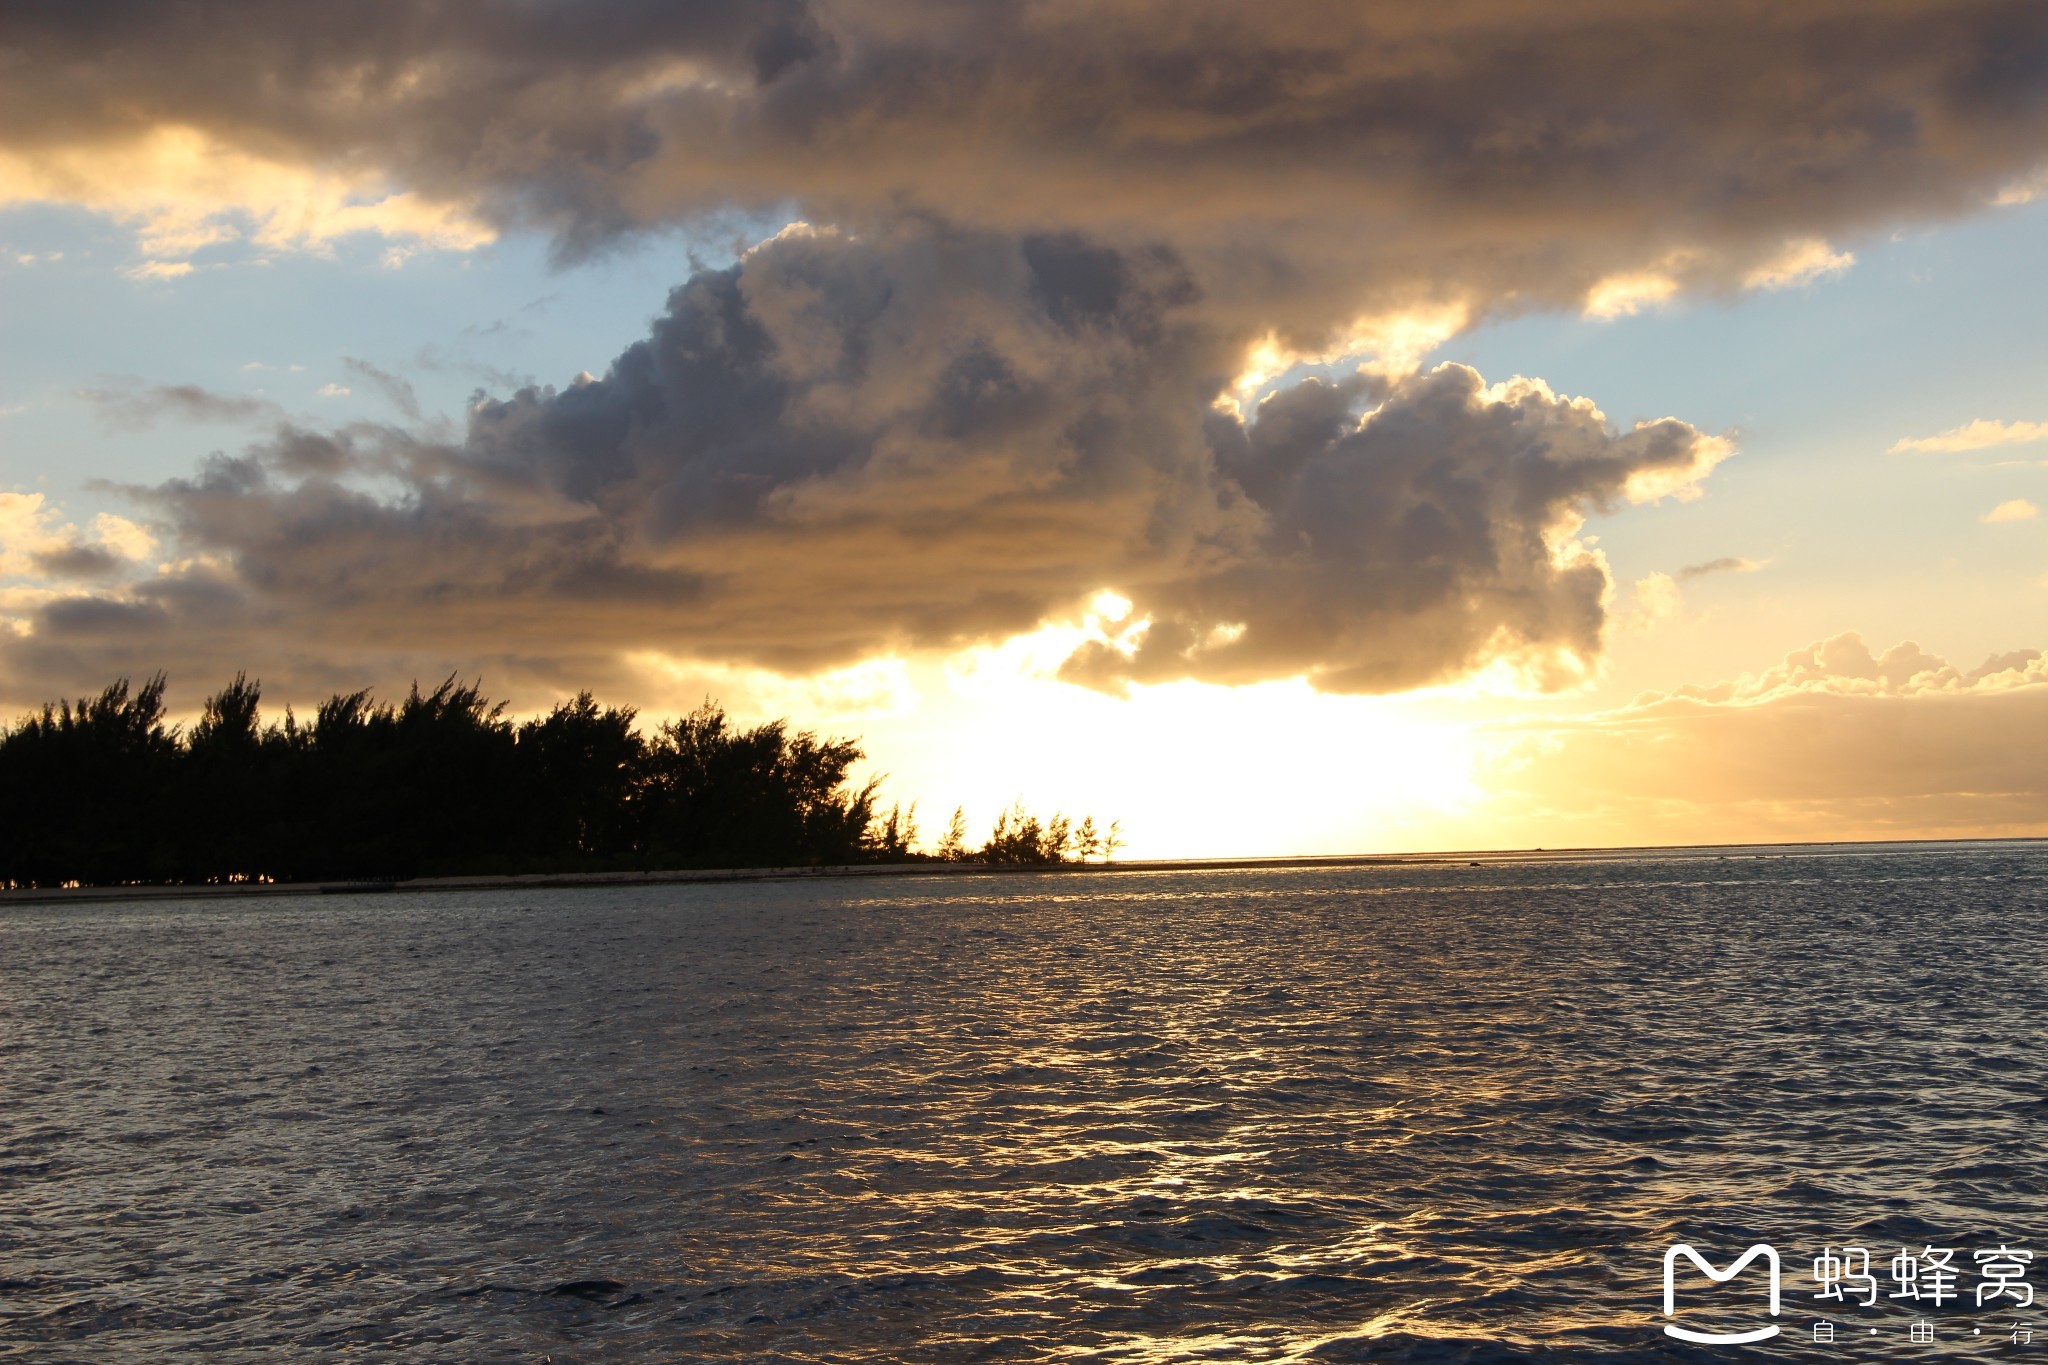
4;843;2046;1361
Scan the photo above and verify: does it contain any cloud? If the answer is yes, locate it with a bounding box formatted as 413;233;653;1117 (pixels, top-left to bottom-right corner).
1742;238;1855;291
5;1;2046;706
119;259;194;281
414;345;534;396
80;383;285;431
1068;366;1728;692
1617;557;1764;632
1666;631;1997;697
29;544;126;580
1622;571;1682;631
1581;234;1852;316
1477;631;2048;844
1677;555;1765;580
1996;164;2048;205
89;514;157;562
1589;235;1851;317
626;651;918;726
0;493;154;581
1890;418;2048;454
0;224;1727;705
0;1;2043;330
1983;498;2039;523
342;359;423;422
1582;269;1680;321
2;125;493;265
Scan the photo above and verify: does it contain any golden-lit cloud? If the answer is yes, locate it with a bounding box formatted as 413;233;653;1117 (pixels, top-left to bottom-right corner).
88;514;157;563
0;493;155;585
1466;632;2048;847
1742;238;1855;292
1616;556;1763;633
1225;301;1474;411
1995;164;2048;206
118;259;195;282
624;651;919;726
1983;498;2040;523
0;126;494;273
1890;418;2048;454
1582;269;1680;321
1583;236;1852;319
1620;571;1683;632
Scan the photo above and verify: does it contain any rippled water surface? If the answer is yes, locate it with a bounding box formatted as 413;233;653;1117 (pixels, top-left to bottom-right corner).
6;844;2048;1361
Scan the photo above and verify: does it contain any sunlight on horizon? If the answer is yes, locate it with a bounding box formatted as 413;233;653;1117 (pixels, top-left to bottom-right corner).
614;601;1496;860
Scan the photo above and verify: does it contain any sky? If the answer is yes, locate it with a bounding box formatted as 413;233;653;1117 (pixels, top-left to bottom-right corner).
3;0;2047;857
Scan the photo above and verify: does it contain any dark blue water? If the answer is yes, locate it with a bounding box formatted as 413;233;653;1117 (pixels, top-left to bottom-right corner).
4;844;2046;1360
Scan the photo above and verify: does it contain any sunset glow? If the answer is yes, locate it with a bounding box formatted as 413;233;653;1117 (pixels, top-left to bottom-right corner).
3;1;2046;857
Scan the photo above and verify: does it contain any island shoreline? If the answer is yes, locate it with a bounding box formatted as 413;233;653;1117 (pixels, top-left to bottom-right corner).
7;836;2043;908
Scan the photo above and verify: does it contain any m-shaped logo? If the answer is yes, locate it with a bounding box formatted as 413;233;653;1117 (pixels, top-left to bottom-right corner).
1663;1243;1782;1344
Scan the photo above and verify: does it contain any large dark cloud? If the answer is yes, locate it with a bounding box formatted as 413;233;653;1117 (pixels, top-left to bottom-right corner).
1069;365;1720;693
6;1;2046;703
2;224;1722;701
7;2;2048;322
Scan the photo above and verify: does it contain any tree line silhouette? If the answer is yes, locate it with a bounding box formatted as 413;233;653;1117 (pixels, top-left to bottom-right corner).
0;674;1119;889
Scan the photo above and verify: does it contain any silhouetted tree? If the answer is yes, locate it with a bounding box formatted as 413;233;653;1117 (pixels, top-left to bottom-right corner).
640;702;878;867
0;675;1121;887
868;802;918;861
514;692;644;869
936;806;969;861
965;803;1120;865
980;801;1072;864
179;673;272;881
0;675;179;885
